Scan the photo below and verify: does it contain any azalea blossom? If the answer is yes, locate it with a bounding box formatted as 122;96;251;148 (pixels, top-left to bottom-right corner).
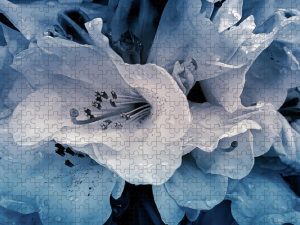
9;18;191;185
148;0;300;112
0;119;124;225
1;0;300;224
185;102;281;179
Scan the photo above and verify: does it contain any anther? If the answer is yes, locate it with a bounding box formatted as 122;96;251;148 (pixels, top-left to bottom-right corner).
101;91;108;99
65;160;74;167
84;108;94;119
92;101;102;110
95;96;102;102
111;91;118;99
101;120;112;130
214;0;225;8
114;122;123;129
110;99;117;107
231;141;238;148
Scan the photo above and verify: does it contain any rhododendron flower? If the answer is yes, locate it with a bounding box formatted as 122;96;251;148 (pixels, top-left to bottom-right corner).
9;18;191;184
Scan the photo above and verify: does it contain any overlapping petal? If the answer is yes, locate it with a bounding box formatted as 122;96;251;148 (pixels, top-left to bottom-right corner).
0;0;105;40
272;113;300;171
149;0;300;112
0;127;120;225
241;13;300;109
152;155;228;224
9;18;191;184
227;164;300;225
185;102;280;179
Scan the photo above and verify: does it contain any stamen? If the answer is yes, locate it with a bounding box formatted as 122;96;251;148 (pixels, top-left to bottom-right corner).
69;90;151;127
92;101;102;110
110;99;117;107
84;108;94;119
111;91;117;99
127;109;150;122
101;120;112;130
121;104;150;120
95;96;102;102
114;122;123;129
70;108;127;125
115;95;144;101
100;91;108;99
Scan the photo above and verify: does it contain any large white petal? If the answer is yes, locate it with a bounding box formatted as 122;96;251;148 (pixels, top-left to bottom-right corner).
90;141;183;185
55;63;191;148
9;76;93;145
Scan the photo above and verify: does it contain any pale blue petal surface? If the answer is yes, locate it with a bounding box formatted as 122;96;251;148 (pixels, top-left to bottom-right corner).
0;132;117;225
192;131;255;179
152;184;185;225
164;155;228;210
227;164;300;225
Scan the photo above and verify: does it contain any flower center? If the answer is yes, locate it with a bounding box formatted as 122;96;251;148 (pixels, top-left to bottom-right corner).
69;90;151;130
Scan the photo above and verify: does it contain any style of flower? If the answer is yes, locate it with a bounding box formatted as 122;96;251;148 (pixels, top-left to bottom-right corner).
9;18;191;185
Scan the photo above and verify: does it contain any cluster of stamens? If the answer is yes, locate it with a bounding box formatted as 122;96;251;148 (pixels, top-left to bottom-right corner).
70;90;151;130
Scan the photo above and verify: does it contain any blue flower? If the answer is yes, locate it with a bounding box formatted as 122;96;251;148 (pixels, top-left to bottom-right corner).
227;162;300;225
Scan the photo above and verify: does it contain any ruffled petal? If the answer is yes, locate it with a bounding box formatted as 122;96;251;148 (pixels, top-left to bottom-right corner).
183;102;261;152
184;102;280;157
202;11;299;112
163;155;228;210
242;0;300;26
227;165;300;225
13;35;130;90
0;130;118;224
152;185;185;225
241;41;300;109
247;103;281;156
148;0;250;81
211;0;243;32
191;131;255;179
